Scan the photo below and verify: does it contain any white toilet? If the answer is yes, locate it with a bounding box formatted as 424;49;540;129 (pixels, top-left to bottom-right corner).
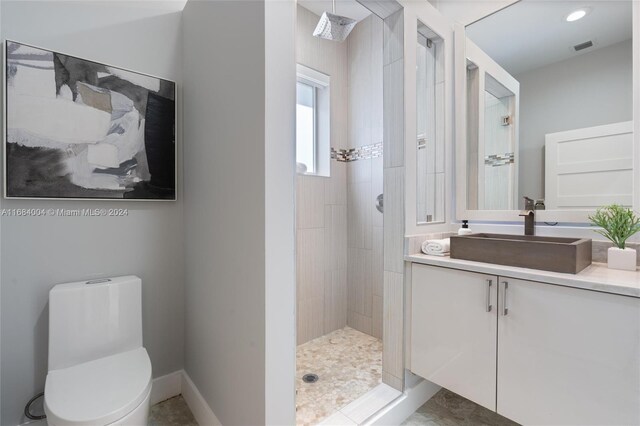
44;276;152;426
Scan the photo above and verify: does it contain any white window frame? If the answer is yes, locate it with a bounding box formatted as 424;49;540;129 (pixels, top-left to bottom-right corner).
296;64;330;177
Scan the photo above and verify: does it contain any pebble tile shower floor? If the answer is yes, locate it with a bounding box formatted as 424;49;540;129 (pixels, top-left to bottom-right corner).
296;326;383;425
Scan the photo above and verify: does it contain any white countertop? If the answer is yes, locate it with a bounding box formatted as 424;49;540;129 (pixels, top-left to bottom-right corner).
405;253;640;298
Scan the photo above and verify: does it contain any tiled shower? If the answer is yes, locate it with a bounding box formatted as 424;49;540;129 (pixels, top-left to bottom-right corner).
296;6;384;345
295;4;385;423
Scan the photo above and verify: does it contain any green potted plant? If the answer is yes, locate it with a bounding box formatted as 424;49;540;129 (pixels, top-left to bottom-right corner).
589;205;640;271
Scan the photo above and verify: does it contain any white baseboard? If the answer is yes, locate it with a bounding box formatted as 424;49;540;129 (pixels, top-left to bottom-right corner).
364;379;441;425
151;370;183;405
181;371;222;426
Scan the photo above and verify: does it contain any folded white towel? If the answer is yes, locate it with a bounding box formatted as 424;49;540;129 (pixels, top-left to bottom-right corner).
421;238;451;255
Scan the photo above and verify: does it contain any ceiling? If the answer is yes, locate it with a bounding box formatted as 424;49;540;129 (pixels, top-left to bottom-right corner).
466;0;632;75
297;0;372;22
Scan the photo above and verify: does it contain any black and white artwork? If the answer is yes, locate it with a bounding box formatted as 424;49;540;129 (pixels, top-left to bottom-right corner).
5;40;176;200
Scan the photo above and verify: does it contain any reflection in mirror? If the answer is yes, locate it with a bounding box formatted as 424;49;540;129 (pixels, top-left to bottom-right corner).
416;21;445;223
465;0;633;211
467;59;519;210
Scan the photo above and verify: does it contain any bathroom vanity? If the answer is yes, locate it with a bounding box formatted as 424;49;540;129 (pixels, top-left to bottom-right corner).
406;253;640;425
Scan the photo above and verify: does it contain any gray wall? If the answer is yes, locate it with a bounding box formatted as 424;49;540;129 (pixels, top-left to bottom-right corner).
0;2;184;425
516;39;633;201
182;1;267;424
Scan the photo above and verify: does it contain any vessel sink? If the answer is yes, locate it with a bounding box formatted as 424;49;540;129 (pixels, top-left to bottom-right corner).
449;233;592;274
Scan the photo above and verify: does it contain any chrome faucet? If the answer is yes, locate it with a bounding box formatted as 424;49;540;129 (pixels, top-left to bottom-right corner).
519;196;535;236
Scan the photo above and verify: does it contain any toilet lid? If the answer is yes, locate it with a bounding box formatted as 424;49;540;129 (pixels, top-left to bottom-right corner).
44;347;152;426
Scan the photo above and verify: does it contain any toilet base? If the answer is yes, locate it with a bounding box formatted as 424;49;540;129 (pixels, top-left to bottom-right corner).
108;388;151;426
46;387;151;426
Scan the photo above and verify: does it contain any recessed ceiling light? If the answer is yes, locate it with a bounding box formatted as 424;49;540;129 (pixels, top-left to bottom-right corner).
565;8;590;22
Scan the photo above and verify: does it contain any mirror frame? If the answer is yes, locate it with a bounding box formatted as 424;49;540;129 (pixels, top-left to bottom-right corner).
453;2;640;223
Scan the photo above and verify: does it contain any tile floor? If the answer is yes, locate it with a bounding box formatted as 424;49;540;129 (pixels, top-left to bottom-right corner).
149;355;518;426
402;389;520;426
296;327;383;425
149;396;198;426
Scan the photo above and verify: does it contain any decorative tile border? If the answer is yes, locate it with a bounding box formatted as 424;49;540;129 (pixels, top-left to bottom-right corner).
332;142;383;162
484;152;514;167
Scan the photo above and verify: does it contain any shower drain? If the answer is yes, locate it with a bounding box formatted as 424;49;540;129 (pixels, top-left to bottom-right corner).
302;373;319;383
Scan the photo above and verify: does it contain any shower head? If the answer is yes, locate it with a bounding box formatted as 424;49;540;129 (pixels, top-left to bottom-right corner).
313;0;357;42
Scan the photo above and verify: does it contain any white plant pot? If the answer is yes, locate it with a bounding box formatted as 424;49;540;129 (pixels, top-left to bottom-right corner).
607;247;637;271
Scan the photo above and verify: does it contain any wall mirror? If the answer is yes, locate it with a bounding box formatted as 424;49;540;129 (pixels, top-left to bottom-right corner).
416;20;446;224
457;0;634;222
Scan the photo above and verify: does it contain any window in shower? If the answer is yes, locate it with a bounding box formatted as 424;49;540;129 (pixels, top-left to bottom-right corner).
296;64;330;176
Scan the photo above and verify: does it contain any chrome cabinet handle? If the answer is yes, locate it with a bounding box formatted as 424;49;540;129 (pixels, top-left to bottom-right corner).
486;279;493;312
502;281;509;316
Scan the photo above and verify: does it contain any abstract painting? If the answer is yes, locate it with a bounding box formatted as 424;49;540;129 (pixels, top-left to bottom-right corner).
4;40;176;200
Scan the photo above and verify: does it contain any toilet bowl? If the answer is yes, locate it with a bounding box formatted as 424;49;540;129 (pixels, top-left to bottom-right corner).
44;276;152;426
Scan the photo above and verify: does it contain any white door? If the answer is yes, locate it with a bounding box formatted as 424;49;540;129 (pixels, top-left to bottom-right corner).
411;264;498;410
544;121;633;209
497;278;640;425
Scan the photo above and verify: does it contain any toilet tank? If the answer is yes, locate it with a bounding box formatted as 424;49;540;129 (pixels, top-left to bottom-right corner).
48;276;143;371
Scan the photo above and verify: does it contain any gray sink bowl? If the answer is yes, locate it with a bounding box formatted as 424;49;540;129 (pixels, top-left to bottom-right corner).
449;233;592;274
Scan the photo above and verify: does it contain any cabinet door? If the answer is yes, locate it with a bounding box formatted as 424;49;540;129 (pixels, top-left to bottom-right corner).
411;264;498;410
497;278;640;425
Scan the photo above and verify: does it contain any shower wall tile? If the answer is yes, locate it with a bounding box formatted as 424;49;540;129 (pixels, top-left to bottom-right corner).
383;271;404;389
348;14;384;150
372;156;384;228
373;226;384;297
348;16;372;149
348;158;372;184
372;18;384;145
348;181;373;250
404;261;413;368
325;205;348;272
372;295;383;339
381;372;403;391
348;311;373;336
346;13;384;341
296;5;349;345
347;247;373;318
297;175;326;229
325;161;347;205
383;167;405;274
297;228;325;302
298;296;325;345
324;269;348;334
383;9;403;66
382;7;405;392
383;59;405;168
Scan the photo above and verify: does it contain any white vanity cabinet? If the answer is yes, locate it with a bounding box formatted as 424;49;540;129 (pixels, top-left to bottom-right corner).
496;277;640;425
411;265;498;411
410;263;640;425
